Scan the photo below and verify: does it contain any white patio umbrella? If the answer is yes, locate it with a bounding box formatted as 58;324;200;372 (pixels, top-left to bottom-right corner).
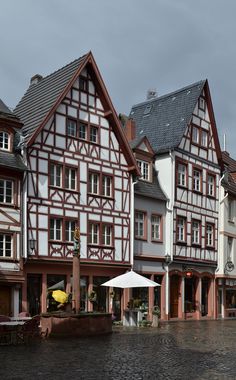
101;270;161;288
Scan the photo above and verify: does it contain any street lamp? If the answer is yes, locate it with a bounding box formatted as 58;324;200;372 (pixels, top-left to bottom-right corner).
72;227;81;314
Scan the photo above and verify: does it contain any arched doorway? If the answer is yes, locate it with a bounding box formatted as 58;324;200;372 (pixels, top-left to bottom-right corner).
201;277;210;316
184;276;198;314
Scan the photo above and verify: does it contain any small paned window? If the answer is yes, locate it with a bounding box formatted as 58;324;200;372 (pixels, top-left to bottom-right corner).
0;179;13;203
65;220;76;242
90;126;98;143
137;160;150;181
89;223;99;245
0;234;12;258
50;164;62;187
228;198;234;221
79;123;87;140
192;126;200;144
206;224;214;247
192;220;201;245
207;174;215;197
67;119;77;137
176;217;186;242
177;163;187;187
102;225;112;246
151;215;161;241
65;168;76;190
0;131;10;150
50;219;62;241
79;77;88;92
193;169;202;192
102;175;112;197
89;173;99;194
201;130;208;147
135;211;145;239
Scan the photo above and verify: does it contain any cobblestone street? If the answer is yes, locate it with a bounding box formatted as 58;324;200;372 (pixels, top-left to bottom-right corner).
1;320;236;379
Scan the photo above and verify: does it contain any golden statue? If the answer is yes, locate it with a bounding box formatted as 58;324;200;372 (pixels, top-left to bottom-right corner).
74;227;80;241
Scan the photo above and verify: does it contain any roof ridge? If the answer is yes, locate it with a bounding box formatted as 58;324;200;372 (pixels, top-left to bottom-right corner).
131;79;206;110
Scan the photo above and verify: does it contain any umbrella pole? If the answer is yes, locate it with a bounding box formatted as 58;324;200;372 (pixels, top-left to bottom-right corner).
72;228;80;314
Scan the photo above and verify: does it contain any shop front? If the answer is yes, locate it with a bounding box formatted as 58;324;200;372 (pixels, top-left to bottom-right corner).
217;278;236;319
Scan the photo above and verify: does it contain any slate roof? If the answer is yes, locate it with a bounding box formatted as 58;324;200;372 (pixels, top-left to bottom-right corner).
134;167;167;201
221;151;236;195
0;151;27;172
129;80;206;154
14;54;88;139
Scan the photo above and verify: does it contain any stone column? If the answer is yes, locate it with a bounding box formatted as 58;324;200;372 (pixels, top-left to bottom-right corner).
41;272;47;313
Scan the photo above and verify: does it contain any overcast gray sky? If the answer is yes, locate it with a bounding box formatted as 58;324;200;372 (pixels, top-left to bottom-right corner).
1;0;236;155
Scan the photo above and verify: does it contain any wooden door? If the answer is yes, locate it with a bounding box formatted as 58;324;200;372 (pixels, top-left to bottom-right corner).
170;275;179;318
0;286;11;316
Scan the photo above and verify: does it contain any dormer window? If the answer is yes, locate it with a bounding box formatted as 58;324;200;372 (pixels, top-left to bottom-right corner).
137;160;150;181
0;131;10;151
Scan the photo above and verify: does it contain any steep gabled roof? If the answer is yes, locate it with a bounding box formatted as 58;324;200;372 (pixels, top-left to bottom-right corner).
129;80;206;154
14;52;139;174
14;54;88;140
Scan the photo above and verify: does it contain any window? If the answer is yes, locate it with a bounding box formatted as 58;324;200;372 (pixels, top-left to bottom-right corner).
176;217;186;243
0;179;13;203
151;215;162;241
79;123;87;140
90;126;98;143
50;219;62;241
201;130;208;147
228;198;234;221
67;119;77;137
65;167;76;190
65;220;76;242
89;173;99;194
193;169;202;192
102;175;112;197
137;160;150;181
135;211;146;239
206;224;214;247
192;220;201;245
192;126;200;144
88;172;113;197
177;162;187;187
207;174;215;197
89;223;99;245
50;163;62;187
0;234;12;258
0;131;10;150
102;225;112;246
79;77;87;91
199;97;206;111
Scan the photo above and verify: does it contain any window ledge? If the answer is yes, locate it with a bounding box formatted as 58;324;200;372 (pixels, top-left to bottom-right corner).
176;241;187;246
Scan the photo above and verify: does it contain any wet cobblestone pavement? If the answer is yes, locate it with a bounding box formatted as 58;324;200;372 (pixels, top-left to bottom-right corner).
1;320;236;379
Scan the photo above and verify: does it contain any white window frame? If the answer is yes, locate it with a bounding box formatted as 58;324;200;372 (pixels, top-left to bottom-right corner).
135;211;145;239
65;220;76;242
192;126;200;144
207;174;215;197
102;225;112;246
65;167;76;190
0;131;10;151
201;130;208;147
177;217;186;242
137;160;150;181
90;126;98;143
50;219;62;241
79;123;87;140
0;179;13;203
151;215;162;241
0;233;12;258
67;119;77;137
206;224;214;247
192;220;200;245
102;175;112;197
177;163;187;187
89;223;99;245
50;163;62;187
89;172;99;194
193;169;201;192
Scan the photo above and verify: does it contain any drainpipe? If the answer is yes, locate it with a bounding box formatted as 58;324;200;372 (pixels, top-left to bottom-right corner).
130;175;139;269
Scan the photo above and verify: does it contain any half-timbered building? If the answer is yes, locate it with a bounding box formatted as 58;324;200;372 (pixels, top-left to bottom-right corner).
129;80;222;320
14;52;139;317
0;99;27;316
217;151;236;318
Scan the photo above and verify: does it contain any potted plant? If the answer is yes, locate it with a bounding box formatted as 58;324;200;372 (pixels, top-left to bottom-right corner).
152;305;160;327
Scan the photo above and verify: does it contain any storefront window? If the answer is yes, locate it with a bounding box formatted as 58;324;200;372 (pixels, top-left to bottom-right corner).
132;274;151;310
226;289;236;308
93;276;109;312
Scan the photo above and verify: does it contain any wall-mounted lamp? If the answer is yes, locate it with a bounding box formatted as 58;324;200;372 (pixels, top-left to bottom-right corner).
165;253;171;265
29;239;36;253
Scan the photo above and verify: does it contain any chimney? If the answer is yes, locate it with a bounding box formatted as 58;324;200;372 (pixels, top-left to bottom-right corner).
125;119;136;141
30;74;43;85
147;88;157;100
